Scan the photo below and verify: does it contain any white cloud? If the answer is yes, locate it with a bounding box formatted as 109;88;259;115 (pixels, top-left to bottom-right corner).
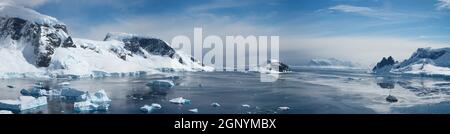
436;0;450;10
0;0;52;7
329;5;376;13
186;0;270;13
187;0;246;12
73;13;278;41
327;4;415;20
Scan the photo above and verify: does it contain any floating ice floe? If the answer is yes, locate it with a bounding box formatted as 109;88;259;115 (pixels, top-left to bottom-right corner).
0;96;47;111
20;88;48;97
74;89;111;112
0;110;13;114
241;104;251;108
189;108;198;113
278;107;290;111
6;85;14;88
169;97;191;104
58;82;71;86
59;88;88;101
21;86;88;101
146;80;175;89
211;102;221;107
140;103;162;113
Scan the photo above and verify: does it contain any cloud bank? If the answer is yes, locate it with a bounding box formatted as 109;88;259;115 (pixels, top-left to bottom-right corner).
0;0;51;7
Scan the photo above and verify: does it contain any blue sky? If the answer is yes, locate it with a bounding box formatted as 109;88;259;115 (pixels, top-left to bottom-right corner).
8;0;450;66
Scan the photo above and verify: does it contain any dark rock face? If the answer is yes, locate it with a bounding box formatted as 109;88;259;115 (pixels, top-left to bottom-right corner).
377;82;395;89
372;56;396;72
386;95;398;103
0;17;75;67
268;60;290;72
413;48;446;60
104;34;186;64
104;35;176;58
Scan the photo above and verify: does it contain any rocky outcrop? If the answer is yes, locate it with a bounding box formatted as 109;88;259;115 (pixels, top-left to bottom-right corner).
0;4;75;67
372;56;396;73
267;60;290;72
104;33;175;58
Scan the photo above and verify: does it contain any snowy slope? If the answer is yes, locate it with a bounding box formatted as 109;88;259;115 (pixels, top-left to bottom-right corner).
0;4;212;79
373;47;450;76
48;37;212;78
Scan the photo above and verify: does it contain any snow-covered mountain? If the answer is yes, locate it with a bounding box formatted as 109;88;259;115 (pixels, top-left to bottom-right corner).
0;3;212;78
306;58;359;68
373;47;450;76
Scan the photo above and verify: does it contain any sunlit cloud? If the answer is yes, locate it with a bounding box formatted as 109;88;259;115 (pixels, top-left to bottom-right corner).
436;0;450;10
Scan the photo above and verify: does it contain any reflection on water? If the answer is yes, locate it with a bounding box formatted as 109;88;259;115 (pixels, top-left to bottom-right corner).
377;82;395;89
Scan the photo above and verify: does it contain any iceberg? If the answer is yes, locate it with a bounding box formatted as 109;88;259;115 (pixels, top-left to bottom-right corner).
21;86;87;101
0;110;13;114
89;90;111;104
147;80;175;90
59;87;88;101
278;107;290;111
74;89;111;112
20;88;48;97
74;101;98;112
211;102;221;107
241;104;251;108
0;96;47;111
151;103;162;109
169;97;191;104
189;108;199;113
58;82;71;86
140;103;162;113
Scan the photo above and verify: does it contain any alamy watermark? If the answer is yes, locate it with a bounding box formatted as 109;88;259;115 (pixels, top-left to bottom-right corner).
170;28;280;82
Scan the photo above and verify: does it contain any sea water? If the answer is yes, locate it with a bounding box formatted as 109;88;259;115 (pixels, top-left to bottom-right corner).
2;67;450;114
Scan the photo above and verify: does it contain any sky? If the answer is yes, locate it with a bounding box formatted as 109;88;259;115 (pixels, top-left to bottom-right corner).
3;0;450;67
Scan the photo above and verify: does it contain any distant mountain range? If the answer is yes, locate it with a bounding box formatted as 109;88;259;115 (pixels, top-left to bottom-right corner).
306;58;360;68
373;47;450;76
